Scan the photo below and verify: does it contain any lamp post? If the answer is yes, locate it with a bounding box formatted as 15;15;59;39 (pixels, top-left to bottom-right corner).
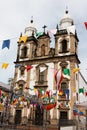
42;108;47;130
42;99;47;130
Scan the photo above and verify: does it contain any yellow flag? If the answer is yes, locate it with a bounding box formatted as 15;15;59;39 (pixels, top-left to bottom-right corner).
73;68;80;73
19;35;28;43
41;94;48;99
2;63;9;69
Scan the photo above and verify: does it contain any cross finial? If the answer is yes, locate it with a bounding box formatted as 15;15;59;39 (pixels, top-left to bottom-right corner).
20;32;22;37
65;6;68;14
42;25;47;33
56;24;59;33
30;16;33;23
56;24;59;30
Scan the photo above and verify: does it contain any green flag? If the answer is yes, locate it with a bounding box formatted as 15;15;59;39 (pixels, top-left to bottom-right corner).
63;68;70;76
36;32;43;38
79;88;84;94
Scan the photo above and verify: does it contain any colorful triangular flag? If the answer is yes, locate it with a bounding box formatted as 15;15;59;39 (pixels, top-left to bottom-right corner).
40;67;46;72
15;64;21;68
2;39;10;49
79;88;84;94
84;22;87;29
26;65;33;72
63;68;70;76
85;91;87;96
48;29;57;37
2;63;9;69
73;68;80;73
59;89;63;96
19;35;28;43
67;25;75;35
36;32;43;38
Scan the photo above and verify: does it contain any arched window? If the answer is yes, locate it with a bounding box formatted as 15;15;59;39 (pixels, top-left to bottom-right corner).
39;71;45;83
35;64;48;86
62;40;67;52
15;84;23;95
61;82;67;96
21;46;28;58
18;84;23;95
20;66;25;76
41;44;45;56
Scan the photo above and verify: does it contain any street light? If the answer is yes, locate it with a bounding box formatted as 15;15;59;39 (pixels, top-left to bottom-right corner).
42;100;47;130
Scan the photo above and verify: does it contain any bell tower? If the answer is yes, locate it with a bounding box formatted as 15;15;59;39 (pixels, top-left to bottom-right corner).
25;17;37;36
55;10;79;56
54;10;80;122
16;19;37;62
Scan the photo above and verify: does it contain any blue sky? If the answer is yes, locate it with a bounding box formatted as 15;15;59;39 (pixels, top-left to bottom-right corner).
0;0;87;84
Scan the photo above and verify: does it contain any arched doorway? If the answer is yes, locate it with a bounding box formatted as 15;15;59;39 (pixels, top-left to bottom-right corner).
15;110;22;125
35;105;43;125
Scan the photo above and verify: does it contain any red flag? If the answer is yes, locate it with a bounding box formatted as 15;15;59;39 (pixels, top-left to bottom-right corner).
85;92;87;96
46;90;50;97
0;90;2;96
38;90;40;98
26;65;33;71
55;69;63;90
84;22;87;29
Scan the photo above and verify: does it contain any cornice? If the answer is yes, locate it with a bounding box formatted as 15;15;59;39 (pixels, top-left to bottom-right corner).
14;53;80;65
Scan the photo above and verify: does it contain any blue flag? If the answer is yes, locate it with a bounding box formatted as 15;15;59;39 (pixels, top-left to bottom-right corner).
2;39;10;49
15;64;21;68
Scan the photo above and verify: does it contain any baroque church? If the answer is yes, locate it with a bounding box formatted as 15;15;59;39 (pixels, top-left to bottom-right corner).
9;10;87;129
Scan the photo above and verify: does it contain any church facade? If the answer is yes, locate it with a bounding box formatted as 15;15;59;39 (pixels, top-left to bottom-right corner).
9;11;87;129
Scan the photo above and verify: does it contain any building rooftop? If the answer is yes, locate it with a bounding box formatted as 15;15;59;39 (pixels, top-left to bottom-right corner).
0;82;10;92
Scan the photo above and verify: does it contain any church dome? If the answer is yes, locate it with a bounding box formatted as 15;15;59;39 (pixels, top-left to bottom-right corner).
25;18;37;37
59;10;74;29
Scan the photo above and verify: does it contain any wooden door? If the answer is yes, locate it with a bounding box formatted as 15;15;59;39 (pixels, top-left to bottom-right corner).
15;110;21;125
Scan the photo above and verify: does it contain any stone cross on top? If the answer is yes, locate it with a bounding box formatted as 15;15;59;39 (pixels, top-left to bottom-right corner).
42;25;47;33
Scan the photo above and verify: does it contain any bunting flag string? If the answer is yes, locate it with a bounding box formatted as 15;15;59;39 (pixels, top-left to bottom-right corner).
0;24;87;81
10;85;57;110
0;20;86;50
0;21;86;52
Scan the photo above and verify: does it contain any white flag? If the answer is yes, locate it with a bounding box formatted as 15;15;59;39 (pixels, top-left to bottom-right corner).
67;25;75;35
40;67;46;72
